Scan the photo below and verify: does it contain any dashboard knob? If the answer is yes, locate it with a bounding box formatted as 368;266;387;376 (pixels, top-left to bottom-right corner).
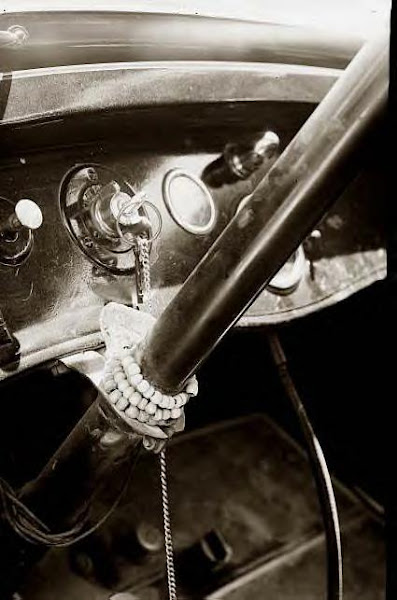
0;198;43;266
1;199;43;238
14;199;43;230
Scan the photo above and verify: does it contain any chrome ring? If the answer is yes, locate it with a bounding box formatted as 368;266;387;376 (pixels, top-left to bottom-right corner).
162;168;216;235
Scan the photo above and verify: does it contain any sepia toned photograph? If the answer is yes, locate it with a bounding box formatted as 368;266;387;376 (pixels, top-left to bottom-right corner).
0;2;391;599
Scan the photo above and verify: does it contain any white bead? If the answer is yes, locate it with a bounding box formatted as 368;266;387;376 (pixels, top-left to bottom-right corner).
153;408;163;421
138;397;148;410
114;372;126;383
167;396;176;409
118;379;129;392
103;379;116;393
131;373;143;386
125;405;139;419
129;392;142;406
126;363;141;377
174;394;184;408
123;387;134;399
145;401;156;415
137;379;150;394
109;390;122;404
152;391;163;405
162;409;171;421
171;407;182;419
143;385;155;399
138;410;148;422
122;356;135;368
162;396;171;409
116;397;129;411
176;392;188;406
159;395;168;409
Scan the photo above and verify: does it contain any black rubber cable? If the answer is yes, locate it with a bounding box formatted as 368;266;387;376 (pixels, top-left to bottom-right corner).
268;331;343;600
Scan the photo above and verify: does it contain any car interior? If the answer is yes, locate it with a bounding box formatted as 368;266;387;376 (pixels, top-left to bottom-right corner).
0;3;389;599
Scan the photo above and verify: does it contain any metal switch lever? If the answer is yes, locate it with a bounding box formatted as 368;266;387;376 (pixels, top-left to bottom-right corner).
202;130;280;187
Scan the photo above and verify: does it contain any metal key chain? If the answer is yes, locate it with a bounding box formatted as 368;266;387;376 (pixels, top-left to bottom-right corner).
136;233;178;600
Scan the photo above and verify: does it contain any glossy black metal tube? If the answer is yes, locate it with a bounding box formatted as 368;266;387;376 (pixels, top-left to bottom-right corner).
0;394;141;598
142;28;388;393
20;396;141;529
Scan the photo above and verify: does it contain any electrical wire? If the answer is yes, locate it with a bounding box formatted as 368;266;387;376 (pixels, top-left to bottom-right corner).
0;450;139;548
267;331;343;600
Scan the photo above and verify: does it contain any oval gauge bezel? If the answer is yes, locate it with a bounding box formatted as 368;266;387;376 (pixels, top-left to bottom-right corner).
162;168;216;235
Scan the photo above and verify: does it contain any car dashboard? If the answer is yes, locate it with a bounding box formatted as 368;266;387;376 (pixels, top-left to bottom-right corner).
0;40;386;378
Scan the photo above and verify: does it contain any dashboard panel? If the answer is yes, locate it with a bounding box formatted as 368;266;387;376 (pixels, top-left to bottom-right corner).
0;60;386;378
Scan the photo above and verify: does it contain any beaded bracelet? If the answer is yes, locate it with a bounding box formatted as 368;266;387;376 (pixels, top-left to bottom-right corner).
101;345;198;428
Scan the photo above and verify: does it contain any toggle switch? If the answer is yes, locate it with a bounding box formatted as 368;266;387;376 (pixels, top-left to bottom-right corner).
0;198;43;266
202;130;280;187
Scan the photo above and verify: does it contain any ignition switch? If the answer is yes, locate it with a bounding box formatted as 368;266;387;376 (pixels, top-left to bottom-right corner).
90;182;151;241
59;164;160;275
